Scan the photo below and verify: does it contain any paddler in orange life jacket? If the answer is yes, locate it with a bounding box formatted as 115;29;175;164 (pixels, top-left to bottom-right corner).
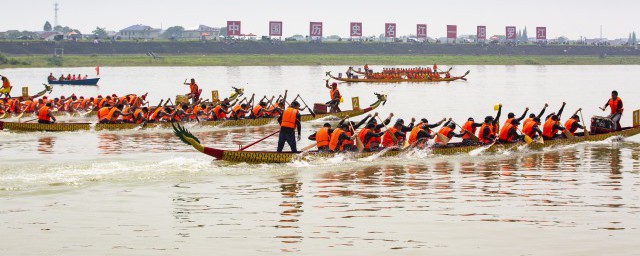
504;107;529;129
408;118;447;148
184;78;200;104
382;118;416;148
104;103;132;124
479;116;497;144
309;123;334;152
250;101;272;119
231;103;249;120
522;117;543;139
498;119;524;143
37;102;57;124
328;123;357;152
358;113;393;151
325;81;342;113
461;117;483;145
435;119;468;145
600;90;623;131
541;102;567;139
523;104;549;130
337;114;374;151
170;104;191;122
277;101;302;153
563;108;585;136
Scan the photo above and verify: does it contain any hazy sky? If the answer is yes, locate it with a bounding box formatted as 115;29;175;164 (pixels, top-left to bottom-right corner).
1;0;638;39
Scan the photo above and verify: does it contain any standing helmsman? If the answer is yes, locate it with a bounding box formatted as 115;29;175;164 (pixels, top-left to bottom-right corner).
185;78;200;104
0;75;12;98
325;81;342;113
601;90;623;130
277;101;302;153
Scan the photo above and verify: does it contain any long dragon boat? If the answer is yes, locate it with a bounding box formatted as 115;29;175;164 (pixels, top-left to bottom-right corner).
172;111;640;164
2;84;53;102
349;66;452;76
0;93;387;132
327;71;470;83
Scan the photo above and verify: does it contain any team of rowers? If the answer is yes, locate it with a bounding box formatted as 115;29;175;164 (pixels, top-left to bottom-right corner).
276;90;624;153
47;73;90;81
359;64;450;80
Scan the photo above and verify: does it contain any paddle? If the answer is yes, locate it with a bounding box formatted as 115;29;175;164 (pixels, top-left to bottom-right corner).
348;121;365;152
514;126;534;144
579;110;590;137
377;115;397;143
451;120;479;143
22;118;38;123
301;142;317;152
436;133;450;145
295;94;316;118
239;130;280;151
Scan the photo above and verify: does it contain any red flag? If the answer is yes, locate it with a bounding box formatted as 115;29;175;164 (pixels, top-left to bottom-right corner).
95;66;100;76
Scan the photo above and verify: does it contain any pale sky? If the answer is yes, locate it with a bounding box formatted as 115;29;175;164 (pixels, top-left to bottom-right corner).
1;0;638;39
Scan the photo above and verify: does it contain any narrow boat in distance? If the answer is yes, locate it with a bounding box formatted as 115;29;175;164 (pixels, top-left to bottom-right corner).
48;78;100;86
327;70;470;83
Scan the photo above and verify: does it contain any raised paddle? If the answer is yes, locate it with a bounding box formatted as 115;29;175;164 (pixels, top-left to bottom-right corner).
451;120;479;143
239;130;280;151
579;110;590;137
377;115;397;143
348;121;365;152
295;94;316;118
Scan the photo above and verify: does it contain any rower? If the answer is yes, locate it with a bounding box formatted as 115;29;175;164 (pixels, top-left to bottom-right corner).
524;104;549;129
522;117;543;139
231;103;248;120
97;103;112;123
47;73;56;81
359;113;392;151
105;104;132;124
435;119;468;144
171;104;190;122
479;116;497;144
132;107;149;124
542;114;566;140
364;64;370;74
498;119;524;143
184;78;200;104
504;107;529;128
251;101;271;119
0;75;12;97
461;117;483;145
329;123;353;152
277;101;302;153
358;122;385;152
149;106;172;123
309;123;333;152
212;102;232;120
325;81;342;113
37;102;57;124
382;118;414;148
564;109;585;136
601;90;623;130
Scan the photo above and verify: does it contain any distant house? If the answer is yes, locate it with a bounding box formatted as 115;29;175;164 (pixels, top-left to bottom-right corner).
118;24;161;40
183;25;221;40
37;31;62;41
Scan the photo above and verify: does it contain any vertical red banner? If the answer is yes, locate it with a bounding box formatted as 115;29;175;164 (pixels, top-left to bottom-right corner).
350;22;363;37
477;26;487;41
309;22;323;37
385;23;396;38
506;26;517;40
536;27;547;40
269;21;283;36
416;24;427;39
447;25;457;39
227;21;241;36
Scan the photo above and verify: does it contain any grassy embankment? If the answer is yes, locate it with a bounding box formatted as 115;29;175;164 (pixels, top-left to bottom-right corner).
3;54;640;68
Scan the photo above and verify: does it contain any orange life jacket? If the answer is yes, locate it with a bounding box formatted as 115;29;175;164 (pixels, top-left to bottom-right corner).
408;126;423;144
357;128;375;149
190;105;202;120
435;126;453;143
330;88;341;101
231;105;243;118
97;107;110;121
121;106;132;122
542;119;558;138
608;97;623;114
149;107;163;121
133;109;144;124
252;105;263;118
499;122;515;142
106;107;119;122
564;119;578;135
461;121;477;139
522;120;537;137
382;127;401;147
189;83;198;94
280;107;298;129
479;123;494;143
316;127;330;147
328;128;345;152
213;105;227;120
38;106;50;121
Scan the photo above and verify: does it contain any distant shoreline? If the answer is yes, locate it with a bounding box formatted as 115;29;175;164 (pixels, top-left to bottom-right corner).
2;54;640;68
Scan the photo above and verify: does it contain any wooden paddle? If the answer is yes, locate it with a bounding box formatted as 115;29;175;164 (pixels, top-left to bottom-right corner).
295;94;316;118
377;116;398;143
348;121;365;152
580;110;590;137
436;133;450;145
239;130;280;151
301;143;317;152
514;126;534;144
452;120;479;143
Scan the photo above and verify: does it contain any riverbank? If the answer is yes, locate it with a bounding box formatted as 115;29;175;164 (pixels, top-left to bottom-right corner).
3;54;640;68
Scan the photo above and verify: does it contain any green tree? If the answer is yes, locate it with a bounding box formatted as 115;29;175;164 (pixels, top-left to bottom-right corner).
162;26;184;39
44;21;52;32
522;27;528;42
92;27;108;39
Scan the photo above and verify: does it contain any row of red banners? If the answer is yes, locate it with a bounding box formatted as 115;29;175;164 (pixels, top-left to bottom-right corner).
226;21;548;40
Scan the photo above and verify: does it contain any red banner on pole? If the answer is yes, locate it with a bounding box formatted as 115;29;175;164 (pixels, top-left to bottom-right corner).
310;22;323;37
536;27;547;40
227;21;241;36
269;21;283;36
417;24;427;39
477;26;487;41
350;22;362;37
447;25;457;39
506;26;517;40
385;23;396;38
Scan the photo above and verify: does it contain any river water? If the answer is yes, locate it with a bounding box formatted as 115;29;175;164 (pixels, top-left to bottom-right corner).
1;65;640;255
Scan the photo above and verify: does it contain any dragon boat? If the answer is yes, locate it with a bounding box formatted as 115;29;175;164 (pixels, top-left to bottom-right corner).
0;93;387;132
172;110;640;164
349;66;453;76
327;70;470;83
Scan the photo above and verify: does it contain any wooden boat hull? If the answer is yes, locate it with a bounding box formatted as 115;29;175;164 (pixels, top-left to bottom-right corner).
199;126;640;164
350;67;452;76
0;95;386;132
4;84;53;102
48;78;100;86
327;71;469;83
